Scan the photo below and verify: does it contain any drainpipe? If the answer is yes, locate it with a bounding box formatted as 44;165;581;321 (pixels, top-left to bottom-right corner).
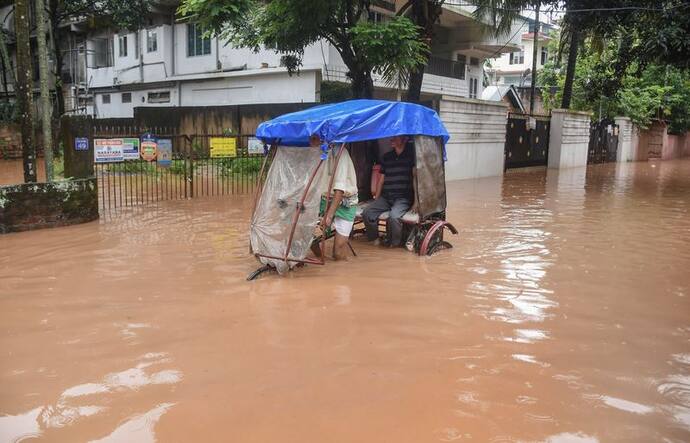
170;14;175;76
215;36;220;70
138;29;144;83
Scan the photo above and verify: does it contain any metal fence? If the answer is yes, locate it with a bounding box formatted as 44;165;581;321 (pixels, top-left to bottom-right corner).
94;131;264;213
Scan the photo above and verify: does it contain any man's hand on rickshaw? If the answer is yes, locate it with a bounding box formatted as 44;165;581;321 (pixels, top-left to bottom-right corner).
321;214;333;228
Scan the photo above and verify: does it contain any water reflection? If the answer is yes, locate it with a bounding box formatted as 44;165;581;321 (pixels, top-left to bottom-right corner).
0;353;180;442
467;169;556;325
90;403;175;443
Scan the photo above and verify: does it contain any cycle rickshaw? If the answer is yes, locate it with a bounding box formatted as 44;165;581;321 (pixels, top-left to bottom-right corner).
247;99;457;280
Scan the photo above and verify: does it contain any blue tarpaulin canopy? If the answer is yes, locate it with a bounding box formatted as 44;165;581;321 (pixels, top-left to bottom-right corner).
256;99;450;147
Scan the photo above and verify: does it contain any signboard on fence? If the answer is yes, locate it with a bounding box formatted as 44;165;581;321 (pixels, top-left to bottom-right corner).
75;137;89;151
157;139;172;167
140;134;157;161
210;137;237;158
247;137;264;155
122;138;140;160
94;139;124;163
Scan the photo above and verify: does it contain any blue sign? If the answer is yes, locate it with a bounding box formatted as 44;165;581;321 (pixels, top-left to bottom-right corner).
75;137;89;151
157;139;172;167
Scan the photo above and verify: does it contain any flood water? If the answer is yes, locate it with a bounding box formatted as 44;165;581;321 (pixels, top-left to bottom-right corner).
1;159;689;442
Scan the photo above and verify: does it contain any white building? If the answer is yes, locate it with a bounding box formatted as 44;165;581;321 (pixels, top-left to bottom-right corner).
486;17;557;87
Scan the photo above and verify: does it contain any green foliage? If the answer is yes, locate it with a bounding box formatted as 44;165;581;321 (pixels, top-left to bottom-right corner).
538;34;690;133
61;0;153;30
351;16;429;89
320;81;353;104
0;100;17;123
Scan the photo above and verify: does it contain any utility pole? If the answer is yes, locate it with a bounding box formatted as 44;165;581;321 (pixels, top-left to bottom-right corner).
529;2;540;115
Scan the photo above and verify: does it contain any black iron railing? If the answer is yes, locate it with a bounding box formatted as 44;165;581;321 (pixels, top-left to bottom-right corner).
426;56;466;80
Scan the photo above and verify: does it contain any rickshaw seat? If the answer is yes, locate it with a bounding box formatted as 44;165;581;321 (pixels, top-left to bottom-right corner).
355;201;420;224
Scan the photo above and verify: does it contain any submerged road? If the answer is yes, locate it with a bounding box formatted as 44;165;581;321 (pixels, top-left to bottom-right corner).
1;159;689;442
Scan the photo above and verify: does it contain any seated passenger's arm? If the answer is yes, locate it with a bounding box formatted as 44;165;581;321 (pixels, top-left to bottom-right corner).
375;175;384;199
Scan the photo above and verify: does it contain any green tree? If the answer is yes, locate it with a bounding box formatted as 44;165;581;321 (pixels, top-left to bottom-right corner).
178;0;429;99
538;36;690;133
472;0;689;109
396;0;445;102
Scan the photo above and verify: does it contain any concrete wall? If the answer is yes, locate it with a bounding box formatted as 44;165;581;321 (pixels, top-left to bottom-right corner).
0;178;99;233
615;117;634;163
664;133;689;160
547;109;591;169
439;95;508;181
631;121;690;161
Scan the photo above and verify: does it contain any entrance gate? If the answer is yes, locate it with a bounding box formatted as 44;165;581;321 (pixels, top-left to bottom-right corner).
504;113;551;170
91;127;264;213
588;119;619;164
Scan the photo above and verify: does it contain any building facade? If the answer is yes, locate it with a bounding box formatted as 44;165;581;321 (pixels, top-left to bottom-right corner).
486;17;557;88
0;1;522;119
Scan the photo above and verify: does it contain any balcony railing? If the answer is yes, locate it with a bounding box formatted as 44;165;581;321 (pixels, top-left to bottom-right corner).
426;56;466;80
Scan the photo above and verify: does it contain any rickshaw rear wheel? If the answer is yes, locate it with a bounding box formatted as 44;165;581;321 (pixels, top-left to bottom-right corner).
427;240;453;255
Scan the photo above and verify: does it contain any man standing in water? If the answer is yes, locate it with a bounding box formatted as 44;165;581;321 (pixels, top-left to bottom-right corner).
310;135;359;260
363;135;416;247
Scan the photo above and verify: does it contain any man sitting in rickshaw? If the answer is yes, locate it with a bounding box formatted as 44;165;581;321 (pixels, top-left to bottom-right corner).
309;135;359;260
363;135;417;247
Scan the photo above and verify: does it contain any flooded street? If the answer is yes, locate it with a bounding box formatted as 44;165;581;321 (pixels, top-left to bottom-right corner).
1;159;689;442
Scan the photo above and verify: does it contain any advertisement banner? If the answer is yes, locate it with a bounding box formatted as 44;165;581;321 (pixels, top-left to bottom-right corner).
157;139;172;167
122;137;140;160
140;134;157;161
94;139;124;163
210;137;237;158
247;137;265;155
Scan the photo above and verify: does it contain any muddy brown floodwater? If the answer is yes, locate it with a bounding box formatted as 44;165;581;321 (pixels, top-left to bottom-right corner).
1;159;690;442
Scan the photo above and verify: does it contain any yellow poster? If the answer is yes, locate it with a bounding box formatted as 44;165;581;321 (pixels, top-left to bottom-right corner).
210;137;237;158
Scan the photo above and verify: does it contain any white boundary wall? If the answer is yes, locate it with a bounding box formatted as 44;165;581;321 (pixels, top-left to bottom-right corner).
548;109;592;169
440;96;508;181
615;117;635;163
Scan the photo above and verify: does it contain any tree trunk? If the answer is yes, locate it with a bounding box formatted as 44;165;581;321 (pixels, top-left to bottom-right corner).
49;0;65;115
561;29;580;109
529;2;540;114
350;68;374;99
15;0;37;183
36;0;54;181
405;64;425;103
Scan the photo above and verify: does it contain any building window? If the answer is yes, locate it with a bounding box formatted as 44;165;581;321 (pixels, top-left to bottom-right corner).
93;38;113;68
470;57;479;67
147;30;158;53
101;94;111;104
456;54;467;79
367;11;389;23
540;47;548;65
469;78;478;99
121;92;132;103
187;23;211;57
147;91;171;103
509;50;524;65
118;35;128;57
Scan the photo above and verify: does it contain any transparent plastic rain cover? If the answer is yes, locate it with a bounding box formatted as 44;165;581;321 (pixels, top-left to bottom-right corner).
250;146;326;274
